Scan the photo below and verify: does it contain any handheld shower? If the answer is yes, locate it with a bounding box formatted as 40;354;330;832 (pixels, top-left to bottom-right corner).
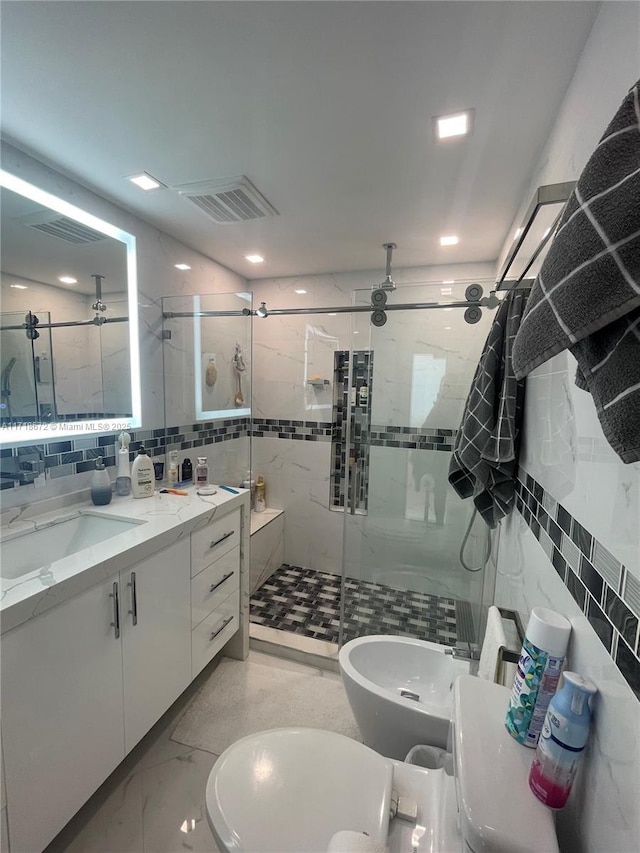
1;357;17;418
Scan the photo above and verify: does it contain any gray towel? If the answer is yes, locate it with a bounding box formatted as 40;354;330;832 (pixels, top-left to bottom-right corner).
448;290;528;528
512;79;640;463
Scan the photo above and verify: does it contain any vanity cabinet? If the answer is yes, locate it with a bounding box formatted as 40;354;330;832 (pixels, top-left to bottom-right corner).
1;537;191;853
1;577;127;853
190;509;241;677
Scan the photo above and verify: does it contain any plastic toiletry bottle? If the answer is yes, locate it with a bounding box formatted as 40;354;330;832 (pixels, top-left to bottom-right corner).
131;445;155;498
115;431;131;496
255;475;266;512
505;607;571;747
181;457;193;483
168;450;179;486
240;470;256;509
196;457;209;488
90;456;113;506
529;672;597;809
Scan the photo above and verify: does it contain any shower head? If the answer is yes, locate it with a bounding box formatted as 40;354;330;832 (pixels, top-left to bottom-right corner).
256;302;269;319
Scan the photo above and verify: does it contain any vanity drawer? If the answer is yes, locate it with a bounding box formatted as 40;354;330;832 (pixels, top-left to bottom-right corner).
191;546;240;628
191;509;241;577
191;587;239;677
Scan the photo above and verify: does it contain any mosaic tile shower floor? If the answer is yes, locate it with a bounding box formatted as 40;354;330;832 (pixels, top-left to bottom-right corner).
250;564;460;646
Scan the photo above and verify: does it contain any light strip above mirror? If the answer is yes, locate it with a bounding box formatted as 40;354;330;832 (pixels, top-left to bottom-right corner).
0;169;142;444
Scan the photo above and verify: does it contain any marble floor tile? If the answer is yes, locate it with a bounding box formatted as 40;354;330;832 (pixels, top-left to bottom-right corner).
141;749;220;853
171;656;360;754
50;766;144;853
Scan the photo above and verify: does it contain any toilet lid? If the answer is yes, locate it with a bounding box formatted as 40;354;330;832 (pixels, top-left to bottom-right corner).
206;728;393;853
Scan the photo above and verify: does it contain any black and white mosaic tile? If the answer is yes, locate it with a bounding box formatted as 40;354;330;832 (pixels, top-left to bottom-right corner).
516;471;640;700
250;563;459;646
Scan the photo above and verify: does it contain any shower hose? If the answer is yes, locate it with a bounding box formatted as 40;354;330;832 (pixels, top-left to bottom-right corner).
459;508;491;573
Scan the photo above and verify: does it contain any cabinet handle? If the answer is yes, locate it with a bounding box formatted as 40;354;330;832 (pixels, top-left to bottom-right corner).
210;571;234;593
128;571;138;626
209;530;234;549
110;581;120;639
209;615;233;641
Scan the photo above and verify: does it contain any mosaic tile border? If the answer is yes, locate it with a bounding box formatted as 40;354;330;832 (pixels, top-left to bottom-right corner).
0;418;250;490
516;471;640;700
251;419;458;452
251;418;333;441
369;425;457;451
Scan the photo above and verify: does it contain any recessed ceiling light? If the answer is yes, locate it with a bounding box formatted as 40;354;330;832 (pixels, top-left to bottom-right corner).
294;289;307;295
434;110;474;140
174;263;191;271
127;172;164;191
245;254;264;264
440;287;453;295
442;280;455;284
58;275;78;285
10;283;28;290
440;235;459;246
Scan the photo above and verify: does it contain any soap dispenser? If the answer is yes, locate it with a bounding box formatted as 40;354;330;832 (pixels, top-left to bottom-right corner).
90;456;113;506
116;431;131;496
131;445;154;498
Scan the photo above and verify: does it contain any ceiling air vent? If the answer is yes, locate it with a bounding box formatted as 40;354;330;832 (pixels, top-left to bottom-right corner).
19;210;107;244
173;175;278;224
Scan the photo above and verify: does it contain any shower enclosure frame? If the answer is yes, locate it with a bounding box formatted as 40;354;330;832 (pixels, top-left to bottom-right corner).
162;282;502;651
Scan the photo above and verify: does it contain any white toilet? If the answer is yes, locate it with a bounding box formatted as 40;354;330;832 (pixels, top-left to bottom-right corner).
205;675;558;853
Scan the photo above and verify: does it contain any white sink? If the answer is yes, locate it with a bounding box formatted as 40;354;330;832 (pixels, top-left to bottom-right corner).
0;511;147;580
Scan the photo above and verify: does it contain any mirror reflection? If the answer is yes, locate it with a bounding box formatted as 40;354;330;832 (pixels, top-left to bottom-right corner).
0;173;140;444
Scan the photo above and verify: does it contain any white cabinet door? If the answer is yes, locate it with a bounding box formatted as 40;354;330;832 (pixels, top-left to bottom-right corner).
121;538;191;752
1;579;125;853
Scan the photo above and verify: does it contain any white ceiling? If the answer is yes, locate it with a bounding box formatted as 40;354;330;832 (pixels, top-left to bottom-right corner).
1;1;601;280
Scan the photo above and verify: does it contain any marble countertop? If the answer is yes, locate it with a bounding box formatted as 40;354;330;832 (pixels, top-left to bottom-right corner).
0;485;250;635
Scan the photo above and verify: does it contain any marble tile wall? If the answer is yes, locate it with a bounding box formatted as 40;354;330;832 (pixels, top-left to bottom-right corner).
495;351;640;853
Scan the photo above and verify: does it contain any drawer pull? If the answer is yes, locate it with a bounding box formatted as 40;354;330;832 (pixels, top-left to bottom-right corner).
209;615;234;641
210;530;234;549
210;571;235;593
110;581;120;640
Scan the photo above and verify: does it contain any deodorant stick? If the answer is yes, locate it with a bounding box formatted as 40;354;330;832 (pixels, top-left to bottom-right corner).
505;607;571;747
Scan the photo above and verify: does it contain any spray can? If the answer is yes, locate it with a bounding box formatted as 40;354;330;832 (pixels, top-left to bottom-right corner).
505;607;571;747
529;672;597;808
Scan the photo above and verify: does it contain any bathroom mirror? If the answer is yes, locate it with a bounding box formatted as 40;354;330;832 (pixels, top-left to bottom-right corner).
0;170;141;445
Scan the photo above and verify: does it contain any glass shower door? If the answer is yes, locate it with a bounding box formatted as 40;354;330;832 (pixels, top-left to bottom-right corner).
340;282;494;647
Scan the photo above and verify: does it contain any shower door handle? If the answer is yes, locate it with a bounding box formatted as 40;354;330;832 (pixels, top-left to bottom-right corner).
350;457;361;515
